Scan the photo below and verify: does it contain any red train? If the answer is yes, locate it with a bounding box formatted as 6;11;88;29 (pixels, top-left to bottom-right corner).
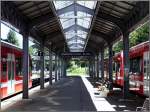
105;41;149;96
0;41;32;99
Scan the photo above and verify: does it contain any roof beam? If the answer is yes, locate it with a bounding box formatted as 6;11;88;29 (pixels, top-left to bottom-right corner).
45;31;62;42
105;1;132;11
68;43;84;47
1;2;28;33
29;13;55;28
57;3;94;16
97;11;124;30
66;36;85;42
64;24;88;33
101;4;128;15
125;1;149;32
121;1;136;7
91;30;111;43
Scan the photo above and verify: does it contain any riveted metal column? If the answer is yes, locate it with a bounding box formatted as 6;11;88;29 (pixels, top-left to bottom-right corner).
88;59;90;76
22;31;29;99
101;49;104;79
58;57;60;80
55;54;57;82
60;58;62;78
64;60;67;77
123;32;130;98
109;44;113;91
49;44;52;85
97;54;99;79
40;42;45;89
61;58;63;78
92;58;95;78
95;56;97;78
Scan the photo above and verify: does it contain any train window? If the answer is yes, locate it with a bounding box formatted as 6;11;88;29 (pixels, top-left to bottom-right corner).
130;57;141;74
116;63;120;72
2;62;7;78
113;63;115;71
8;61;11;80
16;57;22;76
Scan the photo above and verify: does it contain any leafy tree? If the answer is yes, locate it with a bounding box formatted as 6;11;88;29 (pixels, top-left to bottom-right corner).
129;22;149;47
113;40;123;53
6;30;19;46
113;22;149;54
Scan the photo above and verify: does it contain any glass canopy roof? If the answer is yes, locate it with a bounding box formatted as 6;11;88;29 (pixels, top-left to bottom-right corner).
54;1;97;52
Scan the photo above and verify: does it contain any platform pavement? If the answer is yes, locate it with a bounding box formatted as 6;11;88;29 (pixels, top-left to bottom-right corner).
1;76;145;111
86;77;146;111
1;76;96;111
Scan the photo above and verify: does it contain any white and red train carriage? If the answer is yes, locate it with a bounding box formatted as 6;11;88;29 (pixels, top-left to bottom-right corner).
105;41;149;96
0;41;32;99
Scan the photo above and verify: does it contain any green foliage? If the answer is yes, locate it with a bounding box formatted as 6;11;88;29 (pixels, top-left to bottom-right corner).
29;44;39;56
113;40;123;53
104;48;109;58
113;22;149;53
6;30;19;46
129;23;149;47
67;60;87;76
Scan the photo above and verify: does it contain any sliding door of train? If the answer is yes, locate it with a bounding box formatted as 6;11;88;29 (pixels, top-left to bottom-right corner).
7;53;15;95
143;51;149;96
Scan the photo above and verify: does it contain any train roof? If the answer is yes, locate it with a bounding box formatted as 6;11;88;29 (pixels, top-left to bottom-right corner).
1;40;22;52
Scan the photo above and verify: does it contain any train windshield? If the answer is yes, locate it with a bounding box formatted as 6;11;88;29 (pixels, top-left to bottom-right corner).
130;57;141;74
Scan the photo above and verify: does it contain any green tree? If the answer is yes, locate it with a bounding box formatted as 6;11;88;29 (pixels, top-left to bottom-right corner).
6;30;19;46
113;40;123;53
129;22;149;47
113;22;149;54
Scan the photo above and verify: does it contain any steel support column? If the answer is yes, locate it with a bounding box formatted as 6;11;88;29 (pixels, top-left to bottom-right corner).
49;45;52;85
64;60;67;77
101;49;104;79
109;44;113;91
22;31;29;99
55;54;57;82
89;59;91;77
92;58;95;78
123;32;130;98
95;56;97;78
40;43;45;89
96;55;99;79
58;57;60;80
61;59;63;78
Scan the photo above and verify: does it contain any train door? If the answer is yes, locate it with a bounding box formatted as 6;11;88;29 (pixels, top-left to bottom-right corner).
143;51;149;96
7;53;15;95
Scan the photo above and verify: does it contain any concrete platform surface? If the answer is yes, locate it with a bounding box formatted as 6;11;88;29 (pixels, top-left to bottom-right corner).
1;76;146;111
1;76;96;111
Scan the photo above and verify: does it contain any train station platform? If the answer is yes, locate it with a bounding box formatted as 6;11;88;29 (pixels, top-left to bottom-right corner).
1;76;145;111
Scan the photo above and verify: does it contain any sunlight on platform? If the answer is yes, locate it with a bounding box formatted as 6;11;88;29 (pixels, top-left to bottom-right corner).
81;76;116;111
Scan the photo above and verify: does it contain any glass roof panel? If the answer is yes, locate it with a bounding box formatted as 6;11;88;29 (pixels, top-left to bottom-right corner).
61;19;75;29
77;1;97;9
53;1;97;52
53;1;73;10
